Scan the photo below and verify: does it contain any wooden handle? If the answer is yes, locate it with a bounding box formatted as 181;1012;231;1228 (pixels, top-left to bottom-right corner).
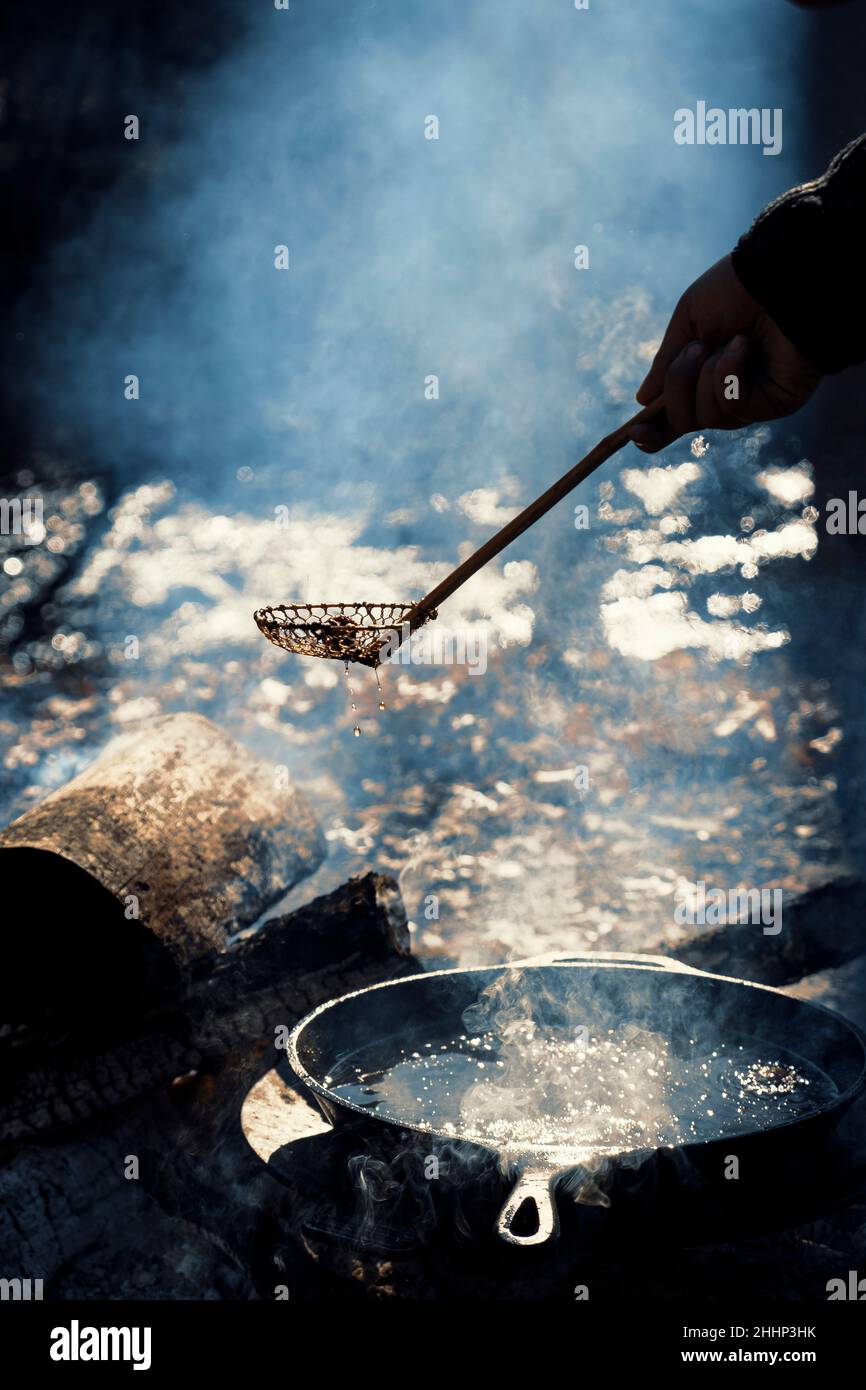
408;395;666;629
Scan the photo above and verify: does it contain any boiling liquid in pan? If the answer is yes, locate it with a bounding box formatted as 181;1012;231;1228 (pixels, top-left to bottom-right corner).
330;1024;837;1161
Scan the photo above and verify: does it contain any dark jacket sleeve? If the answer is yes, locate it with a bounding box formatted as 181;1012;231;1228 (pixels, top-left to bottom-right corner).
731;133;866;374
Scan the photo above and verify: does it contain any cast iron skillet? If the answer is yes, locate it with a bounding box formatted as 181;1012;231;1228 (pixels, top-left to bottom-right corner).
288;953;866;1247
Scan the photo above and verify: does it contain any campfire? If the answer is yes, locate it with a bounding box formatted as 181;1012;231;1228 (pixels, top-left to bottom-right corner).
2;714;864;1299
3;0;866;1327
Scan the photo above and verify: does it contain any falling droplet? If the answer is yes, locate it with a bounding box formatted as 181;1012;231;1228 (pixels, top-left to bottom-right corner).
375;667;386;712
343;662;361;736
343;660;359;729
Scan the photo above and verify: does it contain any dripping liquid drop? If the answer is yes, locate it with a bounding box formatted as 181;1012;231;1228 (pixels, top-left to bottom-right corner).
344;661;361;737
344;662;388;735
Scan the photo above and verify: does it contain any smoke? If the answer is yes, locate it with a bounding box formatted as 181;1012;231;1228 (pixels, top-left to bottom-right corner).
458;966;681;1209
3;0;852;972
14;0;803;505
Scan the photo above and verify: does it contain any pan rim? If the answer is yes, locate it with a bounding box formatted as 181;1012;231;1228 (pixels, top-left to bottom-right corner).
287;957;866;1161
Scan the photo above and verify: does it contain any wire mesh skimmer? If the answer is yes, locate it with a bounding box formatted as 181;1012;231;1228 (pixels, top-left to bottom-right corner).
254;397;665;668
253;602;421;669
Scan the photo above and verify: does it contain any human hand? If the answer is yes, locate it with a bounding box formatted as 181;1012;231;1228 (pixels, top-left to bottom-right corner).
631;254;824;453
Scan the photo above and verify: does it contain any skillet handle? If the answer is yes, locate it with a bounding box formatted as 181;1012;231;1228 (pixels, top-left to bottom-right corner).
495;1169;559;1247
